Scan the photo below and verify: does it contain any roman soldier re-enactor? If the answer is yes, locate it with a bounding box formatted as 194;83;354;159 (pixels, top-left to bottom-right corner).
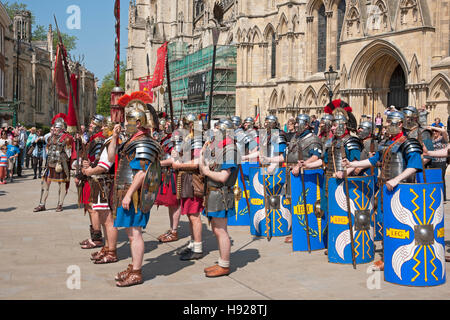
82;117;120;264
284;114;324;243
242;115;285;171
172;113;205;261
155;117;181;244
356;120;378;176
320;108;362;254
241;117;259;160
78;115;108;250
107;105;162;287
34;114;75;213
402;105;434;166
200;119;239;277
322;108;362;181
318;114;334;144
231;116;245;156
343;111;424;271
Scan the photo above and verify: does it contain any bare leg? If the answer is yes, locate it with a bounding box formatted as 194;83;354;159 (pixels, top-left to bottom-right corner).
57;182;67;207
40;180;51;206
211;218;231;262
99;211;108;249
104;210;118;251
127;227;144;270
188;213;202;243
169;205;181;231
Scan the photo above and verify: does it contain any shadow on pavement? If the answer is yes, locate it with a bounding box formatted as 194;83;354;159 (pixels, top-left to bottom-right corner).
0;190;6;196
0;207;16;212
141;245;195;281
230;248;261;273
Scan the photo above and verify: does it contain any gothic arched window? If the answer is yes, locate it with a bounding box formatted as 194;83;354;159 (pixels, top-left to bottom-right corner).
35;74;43;112
195;0;204;19
337;0;346;69
271;32;276;78
317;4;327;72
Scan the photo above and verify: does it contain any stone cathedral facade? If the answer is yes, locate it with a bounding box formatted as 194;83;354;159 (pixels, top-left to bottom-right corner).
127;0;450;124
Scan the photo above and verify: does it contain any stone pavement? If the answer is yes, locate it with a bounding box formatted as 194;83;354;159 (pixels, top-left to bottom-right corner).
0;169;449;300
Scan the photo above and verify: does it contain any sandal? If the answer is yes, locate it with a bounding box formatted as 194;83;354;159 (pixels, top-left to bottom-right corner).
115;264;133;281
91;246;108;260
116;269;143;287
80;226;95;245
371;260;384;271
79;239;91;246
94;250;118;264
157;230;172;242
33;205;46;212
81;239;103;249
160;230;178;243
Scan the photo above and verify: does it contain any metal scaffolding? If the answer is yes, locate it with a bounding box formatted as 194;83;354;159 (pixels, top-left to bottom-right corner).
165;42;237;118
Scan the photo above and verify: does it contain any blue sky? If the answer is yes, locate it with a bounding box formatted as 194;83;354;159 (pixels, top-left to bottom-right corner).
5;0;129;84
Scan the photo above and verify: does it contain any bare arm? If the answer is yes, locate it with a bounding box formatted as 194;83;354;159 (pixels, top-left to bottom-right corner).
201;166;231;184
107;125;121;163
160;158;174;167
424;145;450;158
386;168;417;191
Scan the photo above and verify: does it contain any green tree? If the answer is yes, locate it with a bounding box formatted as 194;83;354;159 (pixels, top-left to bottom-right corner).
96;61;126;117
3;1;35;24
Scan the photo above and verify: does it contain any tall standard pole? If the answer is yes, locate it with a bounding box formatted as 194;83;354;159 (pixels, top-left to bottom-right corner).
207;27;220;129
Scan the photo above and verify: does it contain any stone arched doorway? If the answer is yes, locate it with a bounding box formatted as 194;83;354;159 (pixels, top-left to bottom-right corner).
387;64;408;109
349;40;410;119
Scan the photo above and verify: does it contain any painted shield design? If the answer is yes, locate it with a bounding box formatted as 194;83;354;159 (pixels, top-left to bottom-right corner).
290;169;326;252
140;161;162;213
383;182;446;286
375;169;443;243
416;168;444;184
327;175;375;265
249;166;291;237
228;162;255;226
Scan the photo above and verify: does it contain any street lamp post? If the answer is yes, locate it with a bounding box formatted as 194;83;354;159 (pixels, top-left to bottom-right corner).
14;38;21;103
324;65;338;104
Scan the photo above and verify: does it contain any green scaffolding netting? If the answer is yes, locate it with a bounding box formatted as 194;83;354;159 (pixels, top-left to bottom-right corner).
164;43;237;118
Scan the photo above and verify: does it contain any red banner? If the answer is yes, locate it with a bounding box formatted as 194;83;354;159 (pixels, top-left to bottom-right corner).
54;44;68;103
151;42;168;89
138;76;154;102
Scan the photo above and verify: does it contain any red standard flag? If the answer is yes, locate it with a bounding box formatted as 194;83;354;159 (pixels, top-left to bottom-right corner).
53;44;68;103
151;42;168;89
66;74;79;134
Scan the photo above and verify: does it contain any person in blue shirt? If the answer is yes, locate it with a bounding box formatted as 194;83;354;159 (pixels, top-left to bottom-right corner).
107;106;162;288
431;117;444;128
284;114;323;243
311;115;320;135
288;114;323;175
342;111;424;271
322;108;362;180
6;139;20;182
200;119;239;278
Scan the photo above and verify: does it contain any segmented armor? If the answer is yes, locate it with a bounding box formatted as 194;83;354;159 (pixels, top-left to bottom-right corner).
287;132;323;163
380;138;423;183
